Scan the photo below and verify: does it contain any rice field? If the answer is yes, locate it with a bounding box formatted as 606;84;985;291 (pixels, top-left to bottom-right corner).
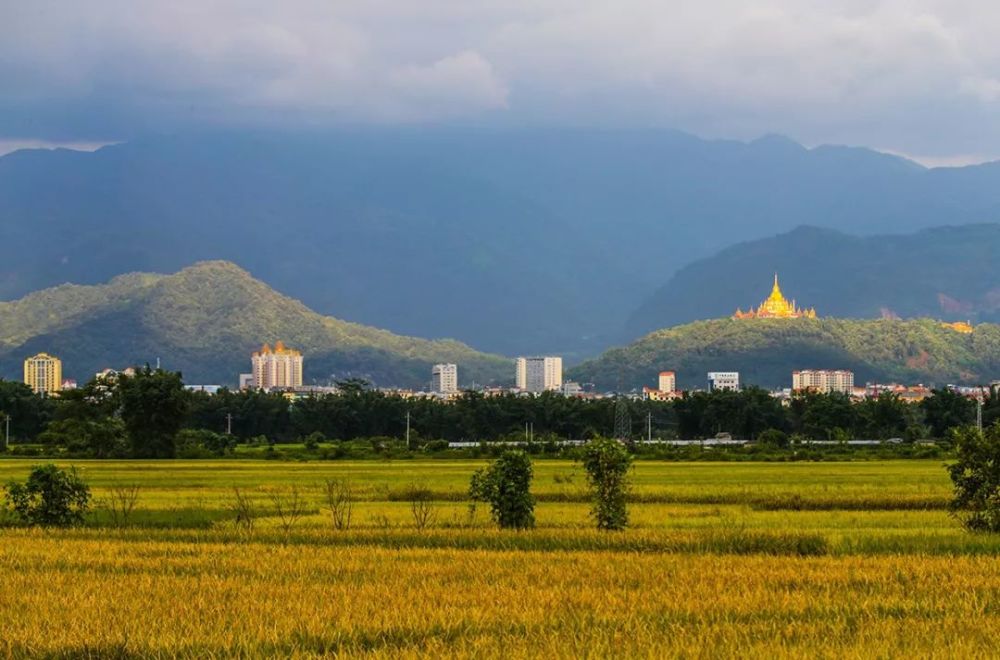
1;458;998;657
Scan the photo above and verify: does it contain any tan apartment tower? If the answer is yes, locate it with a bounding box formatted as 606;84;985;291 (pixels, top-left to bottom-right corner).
24;353;63;396
251;341;303;390
515;356;563;393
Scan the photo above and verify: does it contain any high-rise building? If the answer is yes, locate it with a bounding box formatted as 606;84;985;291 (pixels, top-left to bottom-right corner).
792;370;854;394
24;353;63;396
658;371;676;393
515;357;563;393
251;341;303;390
432;363;458;394
708;372;740;391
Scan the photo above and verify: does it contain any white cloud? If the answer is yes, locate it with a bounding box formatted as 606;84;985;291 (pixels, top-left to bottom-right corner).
3;1;1000;157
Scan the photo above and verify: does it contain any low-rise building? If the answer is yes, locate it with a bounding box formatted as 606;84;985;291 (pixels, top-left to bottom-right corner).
707;372;740;392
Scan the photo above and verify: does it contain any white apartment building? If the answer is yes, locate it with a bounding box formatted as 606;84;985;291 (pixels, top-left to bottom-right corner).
515;356;563;393
708;372;740;392
792;369;854;394
251;341;303;390
658;371;676;393
432;363;458;394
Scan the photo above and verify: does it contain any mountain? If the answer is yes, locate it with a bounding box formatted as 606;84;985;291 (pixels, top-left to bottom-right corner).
569;317;1000;390
626;224;1000;337
0;261;510;387
4;128;1000;355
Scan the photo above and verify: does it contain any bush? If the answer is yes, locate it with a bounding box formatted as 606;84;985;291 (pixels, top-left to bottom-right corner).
948;424;1000;532
757;428;789;448
4;464;91;527
302;432;324;451
469;450;535;529
581;438;632;530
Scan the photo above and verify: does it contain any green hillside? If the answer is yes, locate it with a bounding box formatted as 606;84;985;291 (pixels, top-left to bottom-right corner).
0;261;510;387
570;317;1000;390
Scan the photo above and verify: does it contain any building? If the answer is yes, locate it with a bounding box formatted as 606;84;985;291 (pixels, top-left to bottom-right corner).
431;363;458;394
515;356;563;393
251;341;303;390
708;371;740;392
733;274;817;319
792;369;854;394
643;386;681;401
658;371;676;393
561;381;583;396
24;353;63;396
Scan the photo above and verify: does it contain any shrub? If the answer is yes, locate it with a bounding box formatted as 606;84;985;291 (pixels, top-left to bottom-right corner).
948;424;1000;532
469;450;535;529
324;479;354;530
4;464;91;527
303;432;324;451
405;483;436;530
757;428;789;448
581;438;632;531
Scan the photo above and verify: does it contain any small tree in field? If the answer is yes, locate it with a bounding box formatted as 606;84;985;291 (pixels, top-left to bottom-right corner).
4;464;91;527
469;450;535;529
948;424;1000;532
581;438;632;531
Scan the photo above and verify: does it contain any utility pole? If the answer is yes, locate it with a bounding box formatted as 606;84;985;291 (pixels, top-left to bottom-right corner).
977;397;983;431
406;410;411;450
226;413;233;435
2;413;8;452
530;422;534;443
647;411;652;443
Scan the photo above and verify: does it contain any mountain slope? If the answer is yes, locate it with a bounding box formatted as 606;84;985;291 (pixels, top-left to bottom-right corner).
5;128;1000;356
0;261;510;387
626;224;1000;337
570;317;1000;390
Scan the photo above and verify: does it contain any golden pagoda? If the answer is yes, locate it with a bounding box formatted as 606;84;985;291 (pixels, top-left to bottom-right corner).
733;274;816;319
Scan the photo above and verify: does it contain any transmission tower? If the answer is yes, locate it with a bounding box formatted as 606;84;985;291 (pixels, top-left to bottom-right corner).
613;396;632;443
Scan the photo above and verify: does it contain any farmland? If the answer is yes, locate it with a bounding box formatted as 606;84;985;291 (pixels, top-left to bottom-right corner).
2;459;999;657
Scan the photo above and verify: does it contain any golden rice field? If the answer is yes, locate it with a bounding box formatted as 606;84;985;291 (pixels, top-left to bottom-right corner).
1;459;999;657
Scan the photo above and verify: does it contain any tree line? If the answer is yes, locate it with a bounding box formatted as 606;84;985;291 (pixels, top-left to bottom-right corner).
0;368;991;457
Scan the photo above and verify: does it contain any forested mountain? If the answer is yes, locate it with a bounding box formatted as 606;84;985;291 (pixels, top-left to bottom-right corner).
0;261;509;387
626;224;1000;337
5;128;1000;355
570;317;1000;390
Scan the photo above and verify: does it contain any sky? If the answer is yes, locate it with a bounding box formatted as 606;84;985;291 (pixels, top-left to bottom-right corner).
3;1;1000;164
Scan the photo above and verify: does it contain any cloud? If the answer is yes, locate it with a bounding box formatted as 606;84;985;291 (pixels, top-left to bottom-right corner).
3;1;1000;157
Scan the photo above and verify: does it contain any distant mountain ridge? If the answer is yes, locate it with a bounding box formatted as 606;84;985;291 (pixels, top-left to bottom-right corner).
570;317;1000;391
5;128;1000;356
0;261;509;387
626;224;1000;338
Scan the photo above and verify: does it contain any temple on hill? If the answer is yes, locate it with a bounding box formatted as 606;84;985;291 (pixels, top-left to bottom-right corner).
733;274;817;319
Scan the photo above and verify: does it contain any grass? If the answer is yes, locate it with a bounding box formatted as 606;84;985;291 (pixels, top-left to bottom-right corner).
2;458;998;656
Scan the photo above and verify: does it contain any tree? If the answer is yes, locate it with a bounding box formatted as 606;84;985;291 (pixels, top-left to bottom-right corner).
469;450;535;529
0;379;53;443
855;392;909;440
118;367;189;458
948;424;1000;532
580;438;632;530
921;389;976;438
38;417;127;457
4;464;91;527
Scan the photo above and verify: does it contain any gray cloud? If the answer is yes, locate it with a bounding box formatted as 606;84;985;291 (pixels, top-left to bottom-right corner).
3;1;1000;159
